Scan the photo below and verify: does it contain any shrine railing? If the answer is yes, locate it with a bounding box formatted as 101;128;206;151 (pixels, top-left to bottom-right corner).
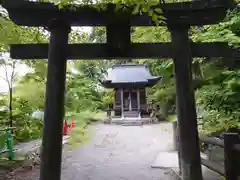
199;133;240;180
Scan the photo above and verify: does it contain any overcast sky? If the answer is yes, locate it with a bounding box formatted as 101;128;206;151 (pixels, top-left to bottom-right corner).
0;53;31;93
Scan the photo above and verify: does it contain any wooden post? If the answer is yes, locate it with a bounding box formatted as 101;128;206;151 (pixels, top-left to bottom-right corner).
40;19;70;180
169;25;202;180
121;88;124;119
106;19;130;58
175;96;182;175
107;104;111;117
137;88;141;118
224;133;239;180
172;120;178;151
129;91;132;111
172;119;182;175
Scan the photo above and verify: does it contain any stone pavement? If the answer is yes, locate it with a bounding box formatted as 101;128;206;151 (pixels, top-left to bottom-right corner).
8;123;179;180
7;122;223;180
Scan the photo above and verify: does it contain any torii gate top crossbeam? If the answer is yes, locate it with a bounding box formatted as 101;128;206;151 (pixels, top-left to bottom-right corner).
1;0;239;60
1;0;235;27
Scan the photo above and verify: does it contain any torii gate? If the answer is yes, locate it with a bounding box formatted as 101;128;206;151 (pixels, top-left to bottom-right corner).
1;0;239;180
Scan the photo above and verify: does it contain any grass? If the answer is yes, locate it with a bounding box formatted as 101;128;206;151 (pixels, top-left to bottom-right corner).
0;152;27;174
65;110;106;148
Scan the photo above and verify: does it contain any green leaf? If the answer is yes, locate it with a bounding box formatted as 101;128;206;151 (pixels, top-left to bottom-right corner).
152;13;158;22
154;8;163;14
132;3;140;15
148;9;154;17
141;4;149;13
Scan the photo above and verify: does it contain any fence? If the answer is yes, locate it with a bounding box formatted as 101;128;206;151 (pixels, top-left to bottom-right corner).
172;120;240;179
0;127;15;160
199;133;240;180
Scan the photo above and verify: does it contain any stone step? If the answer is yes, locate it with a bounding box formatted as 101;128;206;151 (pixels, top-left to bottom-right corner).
111;119;153;125
112;119;142;123
123;111;139;117
111;120;141;124
122;123;143;126
122;120;143;126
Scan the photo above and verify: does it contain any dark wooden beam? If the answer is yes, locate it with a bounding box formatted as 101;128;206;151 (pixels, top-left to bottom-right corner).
2;0;232;27
170;25;202;180
224;133;240;180
201;158;224;176
39;19;70;180
199;136;224;148
10;43;240;60
106;19;131;58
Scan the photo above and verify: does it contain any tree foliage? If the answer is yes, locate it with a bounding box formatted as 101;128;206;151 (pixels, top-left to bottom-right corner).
0;0;239;144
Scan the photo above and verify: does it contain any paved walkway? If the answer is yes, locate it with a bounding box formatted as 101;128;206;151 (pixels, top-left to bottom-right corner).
8;123;178;180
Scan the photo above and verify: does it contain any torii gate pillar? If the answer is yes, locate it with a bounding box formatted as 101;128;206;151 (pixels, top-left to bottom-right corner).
170;25;203;180
40;19;71;180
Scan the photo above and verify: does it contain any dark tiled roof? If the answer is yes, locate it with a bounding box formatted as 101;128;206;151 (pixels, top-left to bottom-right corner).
102;64;161;86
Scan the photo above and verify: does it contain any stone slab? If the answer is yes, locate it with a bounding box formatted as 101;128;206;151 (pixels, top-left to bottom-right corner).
151;152;179;168
151;151;222;180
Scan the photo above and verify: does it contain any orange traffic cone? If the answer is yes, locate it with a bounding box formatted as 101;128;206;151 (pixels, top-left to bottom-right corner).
71;120;75;129
63;120;68;135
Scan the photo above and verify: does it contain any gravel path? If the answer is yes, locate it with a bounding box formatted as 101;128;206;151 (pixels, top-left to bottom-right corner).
8;123;178;180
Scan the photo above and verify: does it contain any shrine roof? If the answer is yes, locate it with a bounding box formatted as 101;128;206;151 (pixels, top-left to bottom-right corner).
101;64;161;88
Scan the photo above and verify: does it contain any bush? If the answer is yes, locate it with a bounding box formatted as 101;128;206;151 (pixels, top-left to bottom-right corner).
13;111;43;142
196;70;240;133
